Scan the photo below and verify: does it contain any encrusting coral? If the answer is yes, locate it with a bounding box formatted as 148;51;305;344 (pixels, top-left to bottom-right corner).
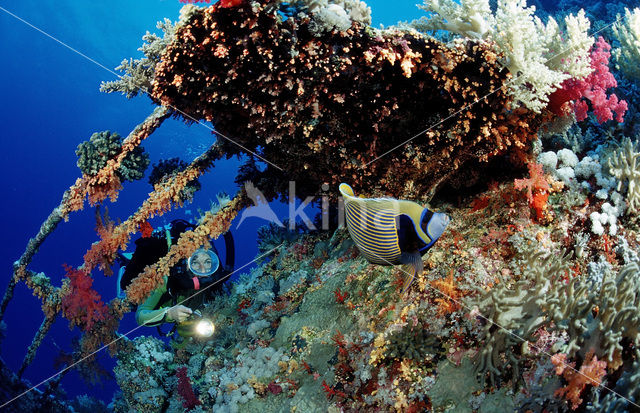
150;0;548;201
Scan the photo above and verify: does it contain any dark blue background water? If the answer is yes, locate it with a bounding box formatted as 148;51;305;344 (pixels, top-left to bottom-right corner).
0;0;420;405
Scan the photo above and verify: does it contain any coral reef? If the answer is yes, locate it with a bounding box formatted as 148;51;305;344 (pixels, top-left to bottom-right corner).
412;0;593;112
4;0;640;412
151;0;548;200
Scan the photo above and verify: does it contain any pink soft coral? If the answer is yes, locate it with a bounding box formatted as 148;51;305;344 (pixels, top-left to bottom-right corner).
548;37;628;123
61;265;109;331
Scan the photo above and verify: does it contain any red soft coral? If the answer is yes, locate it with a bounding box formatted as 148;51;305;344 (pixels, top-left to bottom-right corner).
548;37;628;123
552;352;607;410
219;0;244;7
61;265;109;331
176;366;201;410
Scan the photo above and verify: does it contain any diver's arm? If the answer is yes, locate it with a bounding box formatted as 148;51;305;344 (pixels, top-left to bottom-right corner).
135;286;170;327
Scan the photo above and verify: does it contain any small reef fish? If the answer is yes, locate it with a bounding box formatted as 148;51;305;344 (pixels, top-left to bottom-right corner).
339;183;450;293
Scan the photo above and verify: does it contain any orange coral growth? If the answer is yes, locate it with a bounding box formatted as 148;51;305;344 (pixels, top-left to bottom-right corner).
552;352;607;410
431;269;464;315
151;4;547;201
125;192;247;304
514;161;551;222
81;144;223;275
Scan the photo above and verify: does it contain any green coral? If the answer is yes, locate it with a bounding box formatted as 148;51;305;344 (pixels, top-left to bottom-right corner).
472;241;640;394
607;137;640;215
548;261;640;364
470;250;571;386
75;130;150;182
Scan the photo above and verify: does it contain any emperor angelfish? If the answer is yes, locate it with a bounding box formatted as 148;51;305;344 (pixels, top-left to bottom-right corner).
339;183;450;293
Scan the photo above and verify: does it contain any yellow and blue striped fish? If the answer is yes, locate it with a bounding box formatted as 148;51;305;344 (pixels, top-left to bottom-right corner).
339;183;450;293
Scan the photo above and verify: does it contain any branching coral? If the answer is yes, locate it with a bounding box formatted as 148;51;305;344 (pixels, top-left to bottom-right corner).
549;37;628;124
552;352;607;410
607;137;640;214
613;7;640;82
547;261;640;368
100;18;177;98
60;265;109;332
470;249;572;386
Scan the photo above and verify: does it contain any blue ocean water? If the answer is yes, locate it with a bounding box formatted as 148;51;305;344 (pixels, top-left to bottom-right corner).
0;0;420;406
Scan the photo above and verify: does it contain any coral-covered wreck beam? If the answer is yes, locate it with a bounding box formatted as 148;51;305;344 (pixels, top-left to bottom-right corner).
151;1;548;200
82;141;225;274
61;106;171;216
0;107;170;328
124;191;249;304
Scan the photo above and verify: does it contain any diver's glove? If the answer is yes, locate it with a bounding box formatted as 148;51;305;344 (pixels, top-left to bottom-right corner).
166;305;192;323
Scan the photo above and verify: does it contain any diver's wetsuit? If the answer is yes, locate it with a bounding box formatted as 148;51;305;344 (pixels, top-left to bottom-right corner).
136;276;208;326
124;219;235;327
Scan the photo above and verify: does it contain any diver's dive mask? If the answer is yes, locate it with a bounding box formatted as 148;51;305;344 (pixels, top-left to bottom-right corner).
187;248;220;276
176;311;216;338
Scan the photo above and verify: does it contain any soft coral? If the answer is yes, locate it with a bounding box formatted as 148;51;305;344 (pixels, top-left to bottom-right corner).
548;37;628;123
514;161;551;222
61;265;109;331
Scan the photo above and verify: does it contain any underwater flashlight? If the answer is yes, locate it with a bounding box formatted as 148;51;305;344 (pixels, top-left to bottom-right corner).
176;314;216;338
195;319;215;337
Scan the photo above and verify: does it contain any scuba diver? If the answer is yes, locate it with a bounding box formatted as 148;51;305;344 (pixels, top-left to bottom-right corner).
118;219;234;338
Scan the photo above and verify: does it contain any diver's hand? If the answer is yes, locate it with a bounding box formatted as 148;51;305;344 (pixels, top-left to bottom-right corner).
166;305;192;323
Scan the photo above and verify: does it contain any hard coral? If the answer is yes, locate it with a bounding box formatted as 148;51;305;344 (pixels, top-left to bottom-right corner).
150;1;547;201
